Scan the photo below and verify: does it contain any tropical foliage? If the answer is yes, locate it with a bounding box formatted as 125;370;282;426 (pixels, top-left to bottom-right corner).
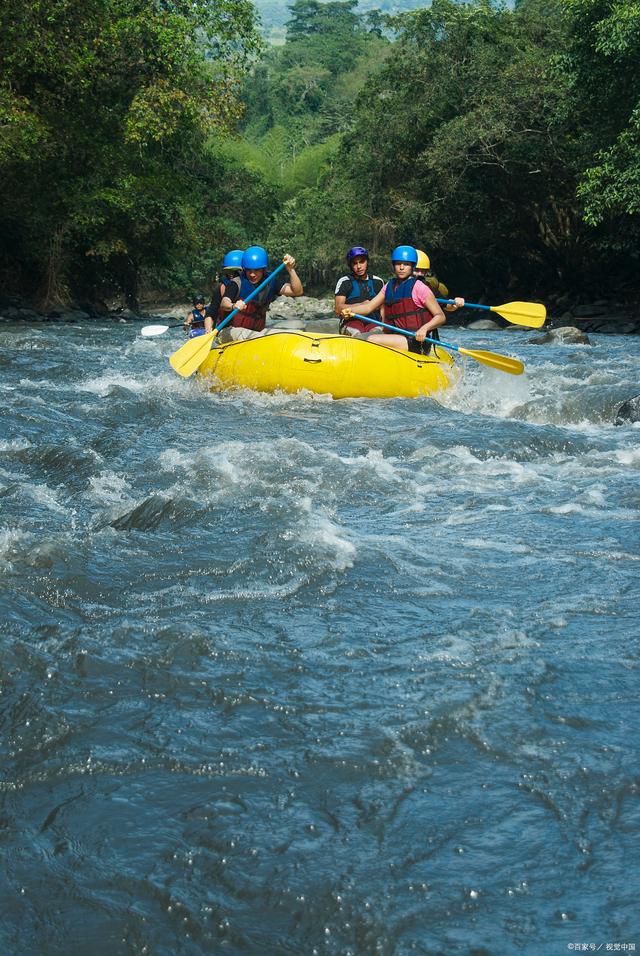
1;0;638;306
0;0;260;306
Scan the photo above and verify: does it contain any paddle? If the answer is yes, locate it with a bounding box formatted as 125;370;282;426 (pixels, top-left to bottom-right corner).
350;314;524;375
436;298;546;328
169;262;287;378
140;323;185;337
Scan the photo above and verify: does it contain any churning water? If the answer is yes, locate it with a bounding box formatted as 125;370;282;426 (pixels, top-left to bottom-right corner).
1;321;638;955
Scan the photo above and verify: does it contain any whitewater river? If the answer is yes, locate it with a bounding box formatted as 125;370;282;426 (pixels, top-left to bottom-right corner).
1;320;638;956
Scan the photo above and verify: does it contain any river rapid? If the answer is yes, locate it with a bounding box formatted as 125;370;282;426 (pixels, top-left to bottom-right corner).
1;321;639;956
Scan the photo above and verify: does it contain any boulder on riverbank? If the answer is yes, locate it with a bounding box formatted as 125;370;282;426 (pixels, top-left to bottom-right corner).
2;292;638;335
467;318;502;331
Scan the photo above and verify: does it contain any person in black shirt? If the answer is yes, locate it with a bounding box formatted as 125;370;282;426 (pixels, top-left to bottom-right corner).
334;246;385;338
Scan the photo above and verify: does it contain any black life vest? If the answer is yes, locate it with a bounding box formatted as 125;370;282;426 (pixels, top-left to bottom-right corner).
339;275;382;332
190;307;207;330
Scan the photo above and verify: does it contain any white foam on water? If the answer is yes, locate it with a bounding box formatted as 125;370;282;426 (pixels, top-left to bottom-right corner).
613;447;640;466
25;482;67;514
18;377;57;390
0;438;32;452
442;364;532;419
77;372;146;396
285;495;356;572
463;537;532;554
85;470;135;508
548;502;591;516
202;383;335;409
0;527;27;569
197;577;306;603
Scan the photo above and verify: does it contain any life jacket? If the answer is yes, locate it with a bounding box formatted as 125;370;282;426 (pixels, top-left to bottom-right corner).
189;307;207;330
384;275;431;332
226;271;279;331
421;270;449;298
384;275;440;352
339;275;382;333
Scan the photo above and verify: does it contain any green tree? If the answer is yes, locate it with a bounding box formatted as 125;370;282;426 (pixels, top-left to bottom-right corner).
561;0;640;253
0;0;260;306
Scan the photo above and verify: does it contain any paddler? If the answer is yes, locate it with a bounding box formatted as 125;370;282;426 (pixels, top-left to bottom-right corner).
334;246;385;339
183;294;213;338
341;245;446;354
415;249;465;313
209;249;244;326
218;245;303;342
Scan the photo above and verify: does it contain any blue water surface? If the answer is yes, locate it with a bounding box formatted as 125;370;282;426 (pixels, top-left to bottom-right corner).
1;321;639;956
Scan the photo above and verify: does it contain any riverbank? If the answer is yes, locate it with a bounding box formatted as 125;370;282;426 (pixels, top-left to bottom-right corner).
1;293;639;335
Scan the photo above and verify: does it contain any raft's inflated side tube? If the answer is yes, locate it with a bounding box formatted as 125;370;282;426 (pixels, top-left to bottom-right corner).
197;331;456;399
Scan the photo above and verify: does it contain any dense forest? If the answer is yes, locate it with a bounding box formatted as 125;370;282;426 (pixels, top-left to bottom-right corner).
1;0;639;309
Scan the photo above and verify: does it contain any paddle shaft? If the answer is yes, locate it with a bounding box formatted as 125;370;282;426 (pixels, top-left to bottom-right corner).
351;313;524;375
436;297;546;328
437;298;490;311
352;313;451;352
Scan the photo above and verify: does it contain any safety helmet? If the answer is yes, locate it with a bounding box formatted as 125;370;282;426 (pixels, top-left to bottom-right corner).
346;246;369;262
223;249;244;271
391;245;418;265
193;293;205;306
415;249;430;271
242;246;268;270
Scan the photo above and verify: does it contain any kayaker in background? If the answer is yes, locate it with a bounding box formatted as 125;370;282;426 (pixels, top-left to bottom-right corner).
334;246;385;339
209;249;244;326
415;249;465;313
219;246;303;342
341;245;446;354
183;294;212;338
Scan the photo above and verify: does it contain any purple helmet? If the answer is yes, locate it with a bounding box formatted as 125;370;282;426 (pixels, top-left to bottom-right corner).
346;246;369;263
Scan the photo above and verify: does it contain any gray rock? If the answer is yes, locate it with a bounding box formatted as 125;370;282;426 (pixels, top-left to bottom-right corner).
269;317;305;330
269;295;330;323
306;317;340;333
467;318;501;331
529;326;591;345
614;395;640;426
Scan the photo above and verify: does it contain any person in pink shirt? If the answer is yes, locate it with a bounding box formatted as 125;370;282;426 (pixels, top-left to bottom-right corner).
341;245;446;354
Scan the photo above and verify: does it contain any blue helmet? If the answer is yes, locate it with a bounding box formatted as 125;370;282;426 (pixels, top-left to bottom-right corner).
223;249;244;270
242;246;268;270
391;245;418;265
347;246;369;262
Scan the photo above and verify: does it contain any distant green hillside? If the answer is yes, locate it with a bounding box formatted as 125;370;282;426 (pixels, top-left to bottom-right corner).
254;0;428;41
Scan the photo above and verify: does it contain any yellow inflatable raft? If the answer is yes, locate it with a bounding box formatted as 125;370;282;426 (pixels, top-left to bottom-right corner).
197;330;456;399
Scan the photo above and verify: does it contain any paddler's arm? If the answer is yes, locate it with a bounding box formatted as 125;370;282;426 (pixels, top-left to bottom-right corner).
279;254;303;297
335;294;348;317
220;278;245;314
341;287;385;318
414;284;446;343
445;296;465;312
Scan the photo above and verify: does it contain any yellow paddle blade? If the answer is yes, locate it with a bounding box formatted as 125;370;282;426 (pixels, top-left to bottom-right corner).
169;331;217;378
458;346;524;376
491;300;546;328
